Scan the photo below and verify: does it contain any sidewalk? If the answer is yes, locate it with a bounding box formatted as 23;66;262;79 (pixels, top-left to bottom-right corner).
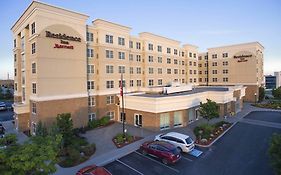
1;120;28;144
54;102;279;175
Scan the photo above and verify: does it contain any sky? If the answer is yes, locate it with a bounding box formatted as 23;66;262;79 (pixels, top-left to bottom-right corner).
0;0;280;79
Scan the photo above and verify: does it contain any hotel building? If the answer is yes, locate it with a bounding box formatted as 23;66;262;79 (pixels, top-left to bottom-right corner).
11;1;262;133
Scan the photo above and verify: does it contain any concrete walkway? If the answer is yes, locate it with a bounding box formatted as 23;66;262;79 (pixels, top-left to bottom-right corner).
1;120;28;144
54;103;280;175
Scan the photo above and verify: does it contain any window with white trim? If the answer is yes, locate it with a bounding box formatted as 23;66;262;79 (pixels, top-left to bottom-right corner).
129;41;133;48
158;79;163;86
88;96;96;106
136;67;141;74
174;69;178;74
222;53;228;58
105;35;113;43
167;58;171;64
136;42;141;49
158;68;162;74
223;77;229;82
106;81;114;89
148;55;153;62
174;59;178;65
118;37;125;46
118;52;125;59
148;43;153;51
129;54;133;61
118;66;125;73
136;55;141;62
32;83;36;94
107;111;115;120
87;81;94;90
130;80;134;87
106;95;115;104
88;113;96;121
223;69;228;74
160;113;170;130
32;63;36;74
167;68;171;74
106;50;114;58
174;49;178;55
87;49;94;58
106;65;114;73
158;57;162;63
31;42;36;54
148;79;154;86
167;48;171;54
130;67;133;74
157;45;162;52
87;65;94;74
134;114;142;127
212;78;218;82
87;32;93;42
137;80;141;87
32;102;37;114
149;67;154;74
212;54;217;59
31;22;36;35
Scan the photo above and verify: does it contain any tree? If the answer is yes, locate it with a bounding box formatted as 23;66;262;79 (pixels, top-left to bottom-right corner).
198;99;219;124
268;133;281;175
56;113;73;147
259;87;265;102
0;134;62;175
36;121;48;137
272;87;281;99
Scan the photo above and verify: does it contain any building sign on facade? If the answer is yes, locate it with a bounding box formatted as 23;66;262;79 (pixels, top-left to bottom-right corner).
45;31;80;49
233;54;252;62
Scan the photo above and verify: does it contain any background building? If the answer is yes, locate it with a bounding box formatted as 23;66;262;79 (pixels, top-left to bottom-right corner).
265;71;281;90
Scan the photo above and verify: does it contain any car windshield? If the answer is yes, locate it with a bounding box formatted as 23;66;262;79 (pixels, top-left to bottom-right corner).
171;148;180;155
185;137;193;144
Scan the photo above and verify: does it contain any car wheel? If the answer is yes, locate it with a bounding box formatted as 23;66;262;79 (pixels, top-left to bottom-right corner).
177;147;182;152
162;158;168;165
142;149;147;156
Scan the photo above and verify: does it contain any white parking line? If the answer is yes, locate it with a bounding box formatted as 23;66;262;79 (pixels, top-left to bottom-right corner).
134;151;180;173
181;156;193;162
116;159;144;175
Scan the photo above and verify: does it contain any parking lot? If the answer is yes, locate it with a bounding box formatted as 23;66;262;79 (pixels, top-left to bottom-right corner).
102;111;281;175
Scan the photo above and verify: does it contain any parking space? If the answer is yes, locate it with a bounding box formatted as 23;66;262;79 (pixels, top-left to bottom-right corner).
245;111;281;123
102;111;280;175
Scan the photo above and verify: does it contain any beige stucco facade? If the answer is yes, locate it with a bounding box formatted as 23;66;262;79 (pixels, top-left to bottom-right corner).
11;1;263;132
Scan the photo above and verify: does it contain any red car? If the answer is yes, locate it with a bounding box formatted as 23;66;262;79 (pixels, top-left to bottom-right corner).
140;140;181;165
76;165;112;175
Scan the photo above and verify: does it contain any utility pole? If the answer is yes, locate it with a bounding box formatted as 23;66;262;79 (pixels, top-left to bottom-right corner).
120;73;126;138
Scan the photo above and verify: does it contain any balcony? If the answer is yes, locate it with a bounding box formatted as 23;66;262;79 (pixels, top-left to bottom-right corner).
13;102;29;114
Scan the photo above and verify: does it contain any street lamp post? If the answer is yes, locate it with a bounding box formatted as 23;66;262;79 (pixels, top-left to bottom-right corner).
254;93;257;104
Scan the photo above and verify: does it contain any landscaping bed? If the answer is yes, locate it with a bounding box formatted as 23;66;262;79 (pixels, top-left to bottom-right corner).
194;121;232;146
252;101;281;110
112;133;142;148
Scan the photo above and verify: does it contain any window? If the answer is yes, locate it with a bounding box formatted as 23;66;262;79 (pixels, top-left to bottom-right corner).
87;49;94;57
212;62;218;66
129;67;134;74
223;69;228;74
118;52;125;60
212;78;218;82
106;65;114;73
189;52;192;57
136;55;141;62
106;50;114;58
189;78;192;83
193;62;197;66
223;77;228;82
148;55;153;62
223;61;229;66
158;57;162;63
205;70;208;74
189;70;192;74
174;59;178;65
158;68;162;74
134;114;142;127
194;78;197;83
194;70;197;74
119;80;126;87
222;53;228;58
167;58;171;64
32;102;36;114
193;53;196;58
88;113;96;121
182;61;185;65
148;43;153;51
174;111;182;127
137;80;141;87
127;80;133;87
32;83;36;94
105;35;113;43
182;51;185;57
198;56;202;60
118;66;125;73
129;41;133;48
106;95;115;104
14;69;17;77
199;71;202;74
14;39;16;48
174;69;178;74
107;111;115;120
174;49;178;55
129;54;133;61
205;78;208;82
87;65;94;74
167;68;171;74
118;37;125;46
21;36;25;52
205;63;208;67
31;22;36;35
106;81;114;89
167;48;171;54
22;87;25;101
212;54;217;59
86;32;93;42
182;79;185;83
136;67;141;74
136;42;141;49
87;81;94;90
157;45;162;52
31;63;36;74
31;42;36;54
148;79;154;86
14;54;17;62
205;55;208;60
160;113;170;130
14;83;17;91
199;63;202;67
182;70;185;74
199;78;202;82
189;61;192;66
212;70;218;74
158;79;163;86
149;67;154;74
88;96;96;106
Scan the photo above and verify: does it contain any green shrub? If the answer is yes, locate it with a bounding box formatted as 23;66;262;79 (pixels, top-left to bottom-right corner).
0;134;17;146
213;121;229;128
67;146;80;160
82;144;96;156
116;133;124;144
88;120;100;129
100;116;110;126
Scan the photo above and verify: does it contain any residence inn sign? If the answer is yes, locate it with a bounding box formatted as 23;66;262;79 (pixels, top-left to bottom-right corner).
45;30;82;49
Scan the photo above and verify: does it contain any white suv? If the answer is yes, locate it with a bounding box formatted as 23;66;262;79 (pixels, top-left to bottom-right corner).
154;132;195;153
